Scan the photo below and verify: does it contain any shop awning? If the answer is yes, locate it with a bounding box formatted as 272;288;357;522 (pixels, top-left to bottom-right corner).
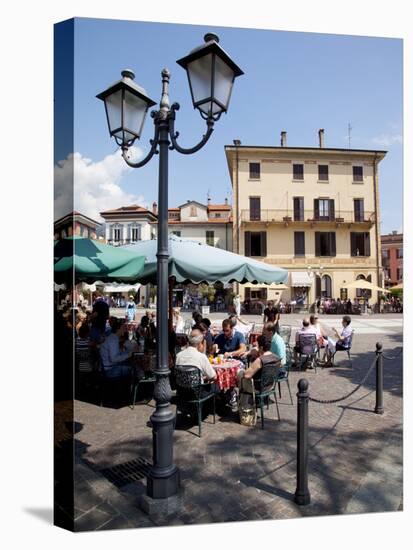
291;271;313;287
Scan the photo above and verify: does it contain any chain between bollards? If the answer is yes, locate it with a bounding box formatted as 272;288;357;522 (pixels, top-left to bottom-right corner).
375;342;384;414
295;378;311;505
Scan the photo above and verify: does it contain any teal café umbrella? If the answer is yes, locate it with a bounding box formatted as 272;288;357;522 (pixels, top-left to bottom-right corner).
54;237;146;284
124;235;288;285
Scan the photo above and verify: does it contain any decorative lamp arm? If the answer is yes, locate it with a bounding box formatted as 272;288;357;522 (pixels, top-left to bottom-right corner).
168;103;214;155
121;114;160;168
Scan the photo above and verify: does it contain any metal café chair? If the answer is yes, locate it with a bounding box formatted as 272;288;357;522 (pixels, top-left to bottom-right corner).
174;366;216;437
330;330;354;368
130;352;156;408
297;333;318;372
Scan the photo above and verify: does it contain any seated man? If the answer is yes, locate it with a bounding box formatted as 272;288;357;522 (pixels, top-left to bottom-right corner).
99;317;138;378
326;315;352;363
228;313;253;338
175;329;217;382
213;318;247;358
293;318;318;364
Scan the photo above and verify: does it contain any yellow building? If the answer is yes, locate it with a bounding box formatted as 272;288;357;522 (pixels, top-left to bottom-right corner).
225;131;387;307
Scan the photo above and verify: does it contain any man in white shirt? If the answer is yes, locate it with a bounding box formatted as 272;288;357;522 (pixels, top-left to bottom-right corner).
175;329;217;381
326;316;353;360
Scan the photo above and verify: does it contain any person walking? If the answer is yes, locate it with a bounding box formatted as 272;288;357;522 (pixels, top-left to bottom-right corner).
125;295;136;322
233;294;241;317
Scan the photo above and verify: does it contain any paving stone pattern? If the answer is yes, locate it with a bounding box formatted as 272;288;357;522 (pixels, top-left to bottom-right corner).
69;314;403;531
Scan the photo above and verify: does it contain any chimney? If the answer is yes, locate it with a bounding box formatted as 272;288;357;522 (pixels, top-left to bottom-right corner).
225;197;228;205
207;197;211;205
318;128;325;148
233;139;241;146
152;201;158;215
280;131;287;147
392;230;398;235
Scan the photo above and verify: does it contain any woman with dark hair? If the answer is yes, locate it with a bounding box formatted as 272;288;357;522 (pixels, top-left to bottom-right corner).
243;335;281;386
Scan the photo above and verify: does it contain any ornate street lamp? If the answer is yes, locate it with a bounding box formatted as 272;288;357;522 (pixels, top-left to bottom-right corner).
96;69;157;146
97;33;243;512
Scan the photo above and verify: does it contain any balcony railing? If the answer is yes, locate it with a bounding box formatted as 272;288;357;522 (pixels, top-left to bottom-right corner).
240;209;375;225
107;238;141;246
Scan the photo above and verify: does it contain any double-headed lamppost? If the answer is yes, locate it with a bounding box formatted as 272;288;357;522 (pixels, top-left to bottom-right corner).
97;34;243;508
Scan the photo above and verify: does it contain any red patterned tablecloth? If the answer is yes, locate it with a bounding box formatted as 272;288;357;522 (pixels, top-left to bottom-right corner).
213;361;242;391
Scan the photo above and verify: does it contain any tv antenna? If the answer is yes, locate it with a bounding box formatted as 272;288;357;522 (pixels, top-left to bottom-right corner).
348;123;352;148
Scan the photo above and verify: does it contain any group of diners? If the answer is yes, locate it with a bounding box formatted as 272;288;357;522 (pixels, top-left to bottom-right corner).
292;314;353;367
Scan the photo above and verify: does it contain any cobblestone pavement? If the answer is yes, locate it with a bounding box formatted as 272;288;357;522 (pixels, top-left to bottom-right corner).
67;314;403;531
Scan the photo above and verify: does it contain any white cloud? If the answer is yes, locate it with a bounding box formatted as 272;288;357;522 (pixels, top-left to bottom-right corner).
371;133;403;147
54;148;147;222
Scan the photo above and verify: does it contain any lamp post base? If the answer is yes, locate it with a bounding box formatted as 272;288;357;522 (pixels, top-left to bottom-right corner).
294;490;311;506
146;465;180;499
140;486;184;518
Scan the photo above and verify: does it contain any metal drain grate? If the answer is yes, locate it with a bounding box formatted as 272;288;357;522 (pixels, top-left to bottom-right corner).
98;457;152;488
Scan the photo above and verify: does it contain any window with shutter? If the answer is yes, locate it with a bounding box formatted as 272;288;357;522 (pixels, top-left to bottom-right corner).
351;232;370;256
293;164;304;180
294;232;305;256
249;197;261;221
206;231;215;246
354;199;364;222
318;164;329;181
293;197;304;221
316;232;335;256
353;166;364;182
249;162;261;179
250;232;263;257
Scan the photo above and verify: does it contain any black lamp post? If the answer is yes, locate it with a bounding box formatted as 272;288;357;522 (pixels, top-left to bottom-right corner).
97;33;243;509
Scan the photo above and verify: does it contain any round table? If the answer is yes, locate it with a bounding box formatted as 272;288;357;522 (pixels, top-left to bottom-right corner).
212;360;242;391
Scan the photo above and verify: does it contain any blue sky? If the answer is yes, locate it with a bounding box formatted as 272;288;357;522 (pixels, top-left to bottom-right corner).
61;17;402;233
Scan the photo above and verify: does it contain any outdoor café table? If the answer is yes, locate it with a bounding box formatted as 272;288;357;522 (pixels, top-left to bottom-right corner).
212;359;243;392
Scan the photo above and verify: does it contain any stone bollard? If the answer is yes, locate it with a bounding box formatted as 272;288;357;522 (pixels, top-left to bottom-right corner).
375;342;384;414
294;378;311;505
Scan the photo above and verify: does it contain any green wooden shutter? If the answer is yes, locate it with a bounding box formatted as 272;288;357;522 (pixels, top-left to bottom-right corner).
315;232;321;256
330;232;336;256
260;231;267;257
329;199;335;221
314;199;319;220
245;231;251;256
350;233;356;256
364;232;371;256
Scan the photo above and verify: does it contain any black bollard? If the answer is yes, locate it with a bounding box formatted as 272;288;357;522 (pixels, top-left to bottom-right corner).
375;342;384;414
295;378;311;505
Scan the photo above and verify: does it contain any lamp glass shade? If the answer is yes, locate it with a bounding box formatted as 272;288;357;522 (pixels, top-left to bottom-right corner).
123;89;149;141
186;54;213;114
97;71;156;146
213;55;235;111
105;89;122;137
177;35;244;118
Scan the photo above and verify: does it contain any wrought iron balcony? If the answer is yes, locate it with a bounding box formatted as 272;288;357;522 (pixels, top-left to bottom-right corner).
240;210;375;226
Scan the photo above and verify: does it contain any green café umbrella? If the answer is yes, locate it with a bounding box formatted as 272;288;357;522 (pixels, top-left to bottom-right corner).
124;235;288;285
54;237;146;284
